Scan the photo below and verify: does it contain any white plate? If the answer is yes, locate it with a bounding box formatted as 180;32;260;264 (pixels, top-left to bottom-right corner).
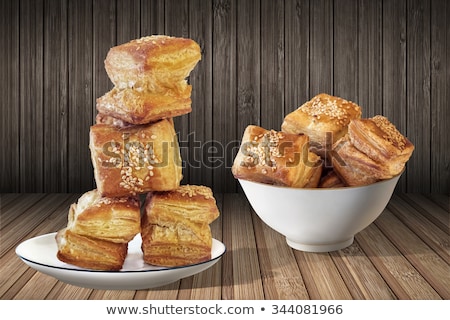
16;233;226;290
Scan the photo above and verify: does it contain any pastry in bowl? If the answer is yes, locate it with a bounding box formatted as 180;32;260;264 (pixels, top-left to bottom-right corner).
232;125;322;188
281;93;362;157
332;115;414;186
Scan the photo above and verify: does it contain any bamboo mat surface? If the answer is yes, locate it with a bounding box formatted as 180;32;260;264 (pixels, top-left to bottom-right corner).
1;193;448;300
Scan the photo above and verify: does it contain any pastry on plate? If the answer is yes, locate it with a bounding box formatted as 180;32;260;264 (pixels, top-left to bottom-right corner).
66;189;140;243
141;185;220;267
56;228;128;271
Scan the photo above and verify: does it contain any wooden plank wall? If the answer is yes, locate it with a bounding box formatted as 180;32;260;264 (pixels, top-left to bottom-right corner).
1;0;449;194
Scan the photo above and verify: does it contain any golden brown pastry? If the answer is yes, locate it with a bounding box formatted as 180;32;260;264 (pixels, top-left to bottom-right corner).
281;93;362;157
95;113;134;128
56;228;128;271
318;169;345;188
89;118;183;197
331;134;383;186
348;115;414;176
96;85;192;125
66;189;140;243
332;116;414;186
100;35;201;125
232;125;323;188
141;185;220;267
104;35;201;91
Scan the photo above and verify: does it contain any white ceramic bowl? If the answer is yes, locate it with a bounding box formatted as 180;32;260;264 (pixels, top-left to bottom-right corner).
238;173;402;252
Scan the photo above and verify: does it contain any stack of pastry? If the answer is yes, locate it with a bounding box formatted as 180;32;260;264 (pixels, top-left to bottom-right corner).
91;35;202;197
232;93;414;188
57;35;220;270
141;185;220;267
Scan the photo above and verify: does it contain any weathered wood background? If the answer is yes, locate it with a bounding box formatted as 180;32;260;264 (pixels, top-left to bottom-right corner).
1;0;449;194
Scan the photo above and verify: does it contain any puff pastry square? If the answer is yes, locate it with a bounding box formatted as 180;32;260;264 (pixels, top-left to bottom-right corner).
141;185;220;267
89;118;183;197
281;93;362;157
332;116;414;186
56;228;128;271
66;189;140;243
232;125;323;188
104;35;201;91
96;86;192;125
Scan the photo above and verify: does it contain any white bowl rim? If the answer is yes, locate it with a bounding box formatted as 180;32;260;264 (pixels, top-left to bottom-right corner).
237;169;404;191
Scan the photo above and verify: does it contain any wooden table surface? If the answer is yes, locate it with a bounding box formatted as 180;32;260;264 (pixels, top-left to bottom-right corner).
1;193;448;300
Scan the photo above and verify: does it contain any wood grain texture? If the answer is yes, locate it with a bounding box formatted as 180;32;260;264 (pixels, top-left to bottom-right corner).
19;0;44;192
309;0;333;96
260;0;285;131
1;0;20;192
430;0;450;194
406;0;431;192
67;0;94;193
1;193;448;299
382;0;408;191
357;0;383;117
284;0;310;115
212;0;237;193
1;0;448;194
188;0;214;188
333;0;358;103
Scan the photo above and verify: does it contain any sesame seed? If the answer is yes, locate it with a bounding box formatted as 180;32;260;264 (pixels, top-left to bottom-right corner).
299;94;361;126
371;115;407;150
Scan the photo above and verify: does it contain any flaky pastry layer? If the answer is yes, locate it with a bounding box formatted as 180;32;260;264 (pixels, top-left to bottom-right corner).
56;228;128;271
232;125;322;188
89;119;183;197
104;35;201;91
141;185;220;267
96;85;192;125
66;189;140;243
281;93;362;156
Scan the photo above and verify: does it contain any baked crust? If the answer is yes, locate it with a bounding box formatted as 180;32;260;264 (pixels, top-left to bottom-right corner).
141;185;220;267
281;93;362;156
318;169;345;188
348;115;414;176
332;116;414;186
96;113;134;128
332;135;384;186
66;189;140;243
232;125;322;188
96;86;192;125
104;35;201;90
56;228;128;271
89;119;183;197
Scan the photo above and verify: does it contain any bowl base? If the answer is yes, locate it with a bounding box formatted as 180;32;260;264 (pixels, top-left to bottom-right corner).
286;237;354;252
